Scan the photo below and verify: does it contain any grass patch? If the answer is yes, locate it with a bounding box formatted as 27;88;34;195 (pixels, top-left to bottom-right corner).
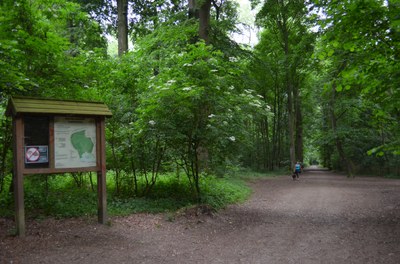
200;176;251;209
0;170;259;219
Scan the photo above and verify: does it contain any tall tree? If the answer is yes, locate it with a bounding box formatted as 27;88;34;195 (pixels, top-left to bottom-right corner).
253;0;315;171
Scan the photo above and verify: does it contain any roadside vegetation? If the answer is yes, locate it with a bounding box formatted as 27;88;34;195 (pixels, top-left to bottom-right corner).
0;169;275;219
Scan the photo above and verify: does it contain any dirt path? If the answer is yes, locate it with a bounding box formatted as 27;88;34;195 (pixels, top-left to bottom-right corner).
1;170;400;263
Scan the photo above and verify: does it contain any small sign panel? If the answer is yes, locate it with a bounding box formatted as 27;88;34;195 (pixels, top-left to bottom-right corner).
24;146;49;164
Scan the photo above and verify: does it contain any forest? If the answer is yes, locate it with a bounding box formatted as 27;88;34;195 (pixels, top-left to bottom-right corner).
0;0;399;216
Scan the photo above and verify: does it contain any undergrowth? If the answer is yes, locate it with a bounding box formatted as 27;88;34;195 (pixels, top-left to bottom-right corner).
0;169;280;219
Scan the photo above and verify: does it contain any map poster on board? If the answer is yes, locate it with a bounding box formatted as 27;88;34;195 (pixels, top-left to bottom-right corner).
54;117;97;168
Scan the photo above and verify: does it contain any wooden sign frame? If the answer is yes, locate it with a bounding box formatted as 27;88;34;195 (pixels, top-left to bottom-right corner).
6;97;112;237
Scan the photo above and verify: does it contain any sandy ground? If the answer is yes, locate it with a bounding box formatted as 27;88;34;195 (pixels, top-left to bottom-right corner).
1;169;400;264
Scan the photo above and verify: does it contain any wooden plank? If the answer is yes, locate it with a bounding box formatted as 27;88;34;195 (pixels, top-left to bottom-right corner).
11;96;108;106
14;103;112;115
14;102;109;109
22;166;99;175
15;101;110;109
14;108;112;116
7;97;112;117
14;99;103;105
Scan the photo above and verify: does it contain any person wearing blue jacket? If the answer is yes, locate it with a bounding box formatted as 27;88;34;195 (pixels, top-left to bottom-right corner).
294;161;302;180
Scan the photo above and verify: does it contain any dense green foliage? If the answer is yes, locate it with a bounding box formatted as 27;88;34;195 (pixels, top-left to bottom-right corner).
0;0;399;218
0;172;251;219
314;0;400;176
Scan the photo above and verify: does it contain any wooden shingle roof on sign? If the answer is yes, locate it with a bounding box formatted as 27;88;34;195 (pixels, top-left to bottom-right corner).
6;96;112;117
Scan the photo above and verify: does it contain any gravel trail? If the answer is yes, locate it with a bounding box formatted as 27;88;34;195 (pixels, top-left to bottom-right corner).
1;170;400;263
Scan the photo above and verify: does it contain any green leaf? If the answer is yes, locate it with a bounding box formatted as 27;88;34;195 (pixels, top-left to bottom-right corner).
332;41;339;48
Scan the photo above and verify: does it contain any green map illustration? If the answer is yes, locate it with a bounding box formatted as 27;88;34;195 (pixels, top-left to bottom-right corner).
70;130;95;162
54;117;97;168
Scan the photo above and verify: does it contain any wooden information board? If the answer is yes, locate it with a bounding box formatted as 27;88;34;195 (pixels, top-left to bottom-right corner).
6;96;112;237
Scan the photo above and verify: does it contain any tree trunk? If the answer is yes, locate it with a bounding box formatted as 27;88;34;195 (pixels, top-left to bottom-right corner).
330;83;354;177
287;83;296;172
188;0;212;44
294;84;304;163
198;0;212;44
261;117;270;171
117;0;128;56
271;87;278;170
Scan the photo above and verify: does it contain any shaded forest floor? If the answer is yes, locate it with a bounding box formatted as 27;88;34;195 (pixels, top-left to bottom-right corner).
1;170;400;263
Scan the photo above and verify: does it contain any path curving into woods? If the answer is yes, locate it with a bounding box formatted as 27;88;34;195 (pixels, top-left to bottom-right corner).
1;170;400;263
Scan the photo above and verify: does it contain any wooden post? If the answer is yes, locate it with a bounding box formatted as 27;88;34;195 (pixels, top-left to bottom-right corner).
13;116;25;237
97;118;107;224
